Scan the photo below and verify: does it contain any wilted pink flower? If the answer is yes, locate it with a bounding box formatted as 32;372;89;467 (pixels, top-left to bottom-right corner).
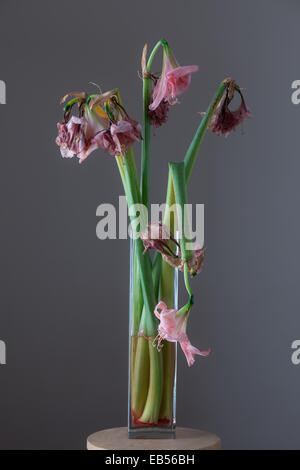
149;47;198;112
140;222;205;275
148;98;169;128
153;301;210;366
204;86;251;137
140;222;177;255
56;91;142;161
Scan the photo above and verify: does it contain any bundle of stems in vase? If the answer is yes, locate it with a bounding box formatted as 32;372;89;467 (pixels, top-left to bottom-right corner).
56;39;250;427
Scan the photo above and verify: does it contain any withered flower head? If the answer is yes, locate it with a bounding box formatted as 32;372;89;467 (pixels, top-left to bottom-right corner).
140;222;205;275
148;97;170;128
140;222;177;255
204;78;251;137
56;88;142;162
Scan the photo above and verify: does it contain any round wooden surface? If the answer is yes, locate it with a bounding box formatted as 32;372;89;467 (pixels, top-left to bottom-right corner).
87;427;221;450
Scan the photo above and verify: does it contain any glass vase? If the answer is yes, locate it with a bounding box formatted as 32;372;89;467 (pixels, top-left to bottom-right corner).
128;237;178;438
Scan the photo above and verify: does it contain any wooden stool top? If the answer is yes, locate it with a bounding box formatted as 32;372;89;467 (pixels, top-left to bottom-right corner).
87;427;221;450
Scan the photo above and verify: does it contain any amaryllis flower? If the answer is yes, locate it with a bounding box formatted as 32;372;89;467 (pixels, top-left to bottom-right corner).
153;301;210;366
56;89;142;162
149;47;198;112
140;222;205;275
204;83;251;137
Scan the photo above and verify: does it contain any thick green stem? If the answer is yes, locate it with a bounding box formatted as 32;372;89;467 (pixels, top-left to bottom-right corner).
170;162;195;305
140;77;151;207
123;150;157;335
116;155;143;333
147;39;168;69
139;343;163;424
152;170;176;291
159;342;176;421
131;332;150;418
123;148;163;424
158;170;177;421
170;161;194;262
140;39;168;207
184;81;227;183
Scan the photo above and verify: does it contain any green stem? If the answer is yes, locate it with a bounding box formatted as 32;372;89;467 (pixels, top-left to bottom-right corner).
115;155;127;193
170;161;193;262
123;151;156;333
123;148;163;423
183;263;192;297
140;39;168;207
152;169;176;293
184;81;227;183
170;162;195;305
140;77;151;207
184;263;194;306
147;39;168;69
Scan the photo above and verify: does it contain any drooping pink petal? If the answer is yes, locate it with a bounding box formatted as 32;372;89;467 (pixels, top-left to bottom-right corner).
149;47;198;112
180;341;211;367
149;76;169;111
166;65;199;103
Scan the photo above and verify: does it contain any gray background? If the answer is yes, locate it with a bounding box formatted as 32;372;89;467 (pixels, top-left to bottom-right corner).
0;0;299;450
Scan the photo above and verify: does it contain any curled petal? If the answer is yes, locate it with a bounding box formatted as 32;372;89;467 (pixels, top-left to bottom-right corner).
149;76;168;111
88;89;117;110
166;65;199;102
180;341;211;367
60;91;87;104
154;301;168;320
